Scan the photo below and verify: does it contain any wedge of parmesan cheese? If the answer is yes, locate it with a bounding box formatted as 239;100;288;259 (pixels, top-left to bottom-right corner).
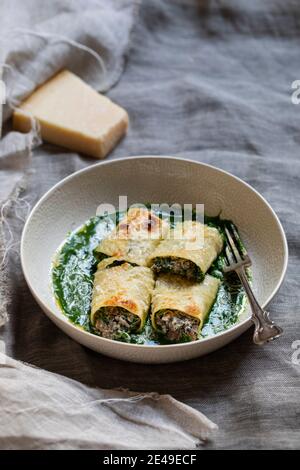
13;70;129;159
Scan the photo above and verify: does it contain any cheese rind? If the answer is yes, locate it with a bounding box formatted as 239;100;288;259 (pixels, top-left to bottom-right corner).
13;70;129;158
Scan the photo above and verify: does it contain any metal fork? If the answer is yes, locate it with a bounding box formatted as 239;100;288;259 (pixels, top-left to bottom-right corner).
223;223;283;345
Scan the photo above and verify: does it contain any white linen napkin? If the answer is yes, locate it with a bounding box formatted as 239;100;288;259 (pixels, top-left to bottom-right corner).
0;353;217;450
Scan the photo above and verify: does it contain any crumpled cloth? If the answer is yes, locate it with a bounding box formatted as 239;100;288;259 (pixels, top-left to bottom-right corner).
1;0;139;121
0;353;217;450
1;0;300;451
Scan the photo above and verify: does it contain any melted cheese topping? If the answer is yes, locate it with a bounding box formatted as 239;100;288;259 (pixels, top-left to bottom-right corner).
91;259;154;330
96;208;169;266
149;221;223;274
151;273;220;330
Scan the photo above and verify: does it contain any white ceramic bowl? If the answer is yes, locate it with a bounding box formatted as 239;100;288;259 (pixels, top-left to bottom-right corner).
21;156;288;363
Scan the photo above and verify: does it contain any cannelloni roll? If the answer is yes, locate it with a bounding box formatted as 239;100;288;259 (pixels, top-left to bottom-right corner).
149;221;223;282
151;274;220;342
95;207;169;267
91;257;154;340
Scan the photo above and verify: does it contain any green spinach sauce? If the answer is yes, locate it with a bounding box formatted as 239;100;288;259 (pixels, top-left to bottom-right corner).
52;211;247;344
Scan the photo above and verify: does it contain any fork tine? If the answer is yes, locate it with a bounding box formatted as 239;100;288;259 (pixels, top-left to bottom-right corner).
225;244;236;265
225;226;242;262
230;222;248;256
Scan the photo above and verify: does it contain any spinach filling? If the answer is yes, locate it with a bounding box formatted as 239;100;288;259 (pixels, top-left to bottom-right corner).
104;260;138;269
156;310;199;343
94;307;141;341
94;251;109;263
151;257;204;282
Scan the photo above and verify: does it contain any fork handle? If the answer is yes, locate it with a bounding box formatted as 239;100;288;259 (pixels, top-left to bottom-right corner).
236;268;283;345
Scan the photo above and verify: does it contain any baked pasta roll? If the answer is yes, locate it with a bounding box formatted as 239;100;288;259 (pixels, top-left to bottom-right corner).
149;221;223;282
91;257;154;340
151;274;220;342
95;207;169;267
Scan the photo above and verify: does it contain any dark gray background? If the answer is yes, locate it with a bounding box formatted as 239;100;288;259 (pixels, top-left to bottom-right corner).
3;0;300;449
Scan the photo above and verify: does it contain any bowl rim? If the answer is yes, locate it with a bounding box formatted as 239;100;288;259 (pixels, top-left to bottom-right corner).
21;155;289;351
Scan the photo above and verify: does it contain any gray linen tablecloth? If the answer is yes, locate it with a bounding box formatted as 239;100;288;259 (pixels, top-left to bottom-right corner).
0;0;299;450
